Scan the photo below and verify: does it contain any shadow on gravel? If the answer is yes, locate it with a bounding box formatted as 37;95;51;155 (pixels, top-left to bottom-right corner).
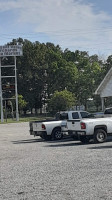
12;138;43;144
12;137;74;145
44;140;93;147
12;137;112;146
44;143;81;147
87;137;112;149
46;137;74;143
88;145;112;149
12;136;72;144
44;137;112;148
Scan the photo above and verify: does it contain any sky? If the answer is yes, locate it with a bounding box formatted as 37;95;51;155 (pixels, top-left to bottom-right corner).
0;0;112;57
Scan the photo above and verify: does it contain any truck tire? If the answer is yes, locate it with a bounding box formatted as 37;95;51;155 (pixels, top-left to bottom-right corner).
94;129;107;143
79;136;90;144
52;128;63;140
41;132;51;141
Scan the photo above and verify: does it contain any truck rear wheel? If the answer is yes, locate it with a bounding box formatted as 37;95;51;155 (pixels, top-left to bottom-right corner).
94;129;107;143
52;128;63;140
41;132;51;141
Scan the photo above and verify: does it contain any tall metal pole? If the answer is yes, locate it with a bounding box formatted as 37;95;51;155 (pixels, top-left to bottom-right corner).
0;57;4;122
14;56;19;121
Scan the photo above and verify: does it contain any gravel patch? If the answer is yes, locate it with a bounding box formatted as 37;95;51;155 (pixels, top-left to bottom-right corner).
0;122;112;200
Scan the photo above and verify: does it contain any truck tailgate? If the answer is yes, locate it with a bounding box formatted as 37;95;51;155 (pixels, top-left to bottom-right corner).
33;122;42;132
67;120;81;131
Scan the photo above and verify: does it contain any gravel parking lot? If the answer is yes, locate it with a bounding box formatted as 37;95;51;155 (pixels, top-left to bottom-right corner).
0;122;112;200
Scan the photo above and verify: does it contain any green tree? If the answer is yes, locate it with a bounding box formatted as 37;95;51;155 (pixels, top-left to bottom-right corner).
48;90;76;114
104;55;112;73
12;94;27;114
75;61;102;109
18;94;27;113
46;47;78;96
17;40;48;113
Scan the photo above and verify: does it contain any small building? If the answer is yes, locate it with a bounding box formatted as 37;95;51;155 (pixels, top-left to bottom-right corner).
95;67;112;111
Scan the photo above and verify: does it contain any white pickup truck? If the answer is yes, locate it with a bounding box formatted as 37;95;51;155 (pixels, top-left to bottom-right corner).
29;110;93;140
61;115;112;143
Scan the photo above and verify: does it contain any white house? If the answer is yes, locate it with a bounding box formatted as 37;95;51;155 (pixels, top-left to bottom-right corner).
95;67;112;111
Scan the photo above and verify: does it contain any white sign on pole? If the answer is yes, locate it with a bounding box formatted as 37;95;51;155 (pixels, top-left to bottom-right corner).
0;45;23;57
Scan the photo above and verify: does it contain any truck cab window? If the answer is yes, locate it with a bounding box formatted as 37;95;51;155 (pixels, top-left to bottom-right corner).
72;112;79;119
55;112;68;120
104;108;112;114
80;112;92;118
59;113;68;120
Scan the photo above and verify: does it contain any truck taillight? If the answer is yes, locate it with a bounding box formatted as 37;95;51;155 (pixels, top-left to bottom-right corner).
42;124;46;129
81;122;86;129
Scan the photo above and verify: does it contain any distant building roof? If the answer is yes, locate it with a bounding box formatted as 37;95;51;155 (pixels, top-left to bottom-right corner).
95;67;112;98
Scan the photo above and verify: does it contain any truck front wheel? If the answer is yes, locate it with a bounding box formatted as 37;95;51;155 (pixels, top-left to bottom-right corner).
52;128;63;140
94;129;107;143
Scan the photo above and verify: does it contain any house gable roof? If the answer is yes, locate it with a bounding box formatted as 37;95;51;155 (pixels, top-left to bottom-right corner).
95;67;112;96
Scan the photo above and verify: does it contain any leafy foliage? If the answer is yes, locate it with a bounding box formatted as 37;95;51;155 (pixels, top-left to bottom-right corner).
48;90;76;114
12;95;27;113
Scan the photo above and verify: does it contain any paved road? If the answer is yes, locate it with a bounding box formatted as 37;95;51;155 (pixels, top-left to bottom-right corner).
0;122;112;200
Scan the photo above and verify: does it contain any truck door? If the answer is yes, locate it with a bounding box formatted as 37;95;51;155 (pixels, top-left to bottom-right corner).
67;112;81;131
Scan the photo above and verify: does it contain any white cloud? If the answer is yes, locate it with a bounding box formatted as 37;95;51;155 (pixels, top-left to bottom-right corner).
0;0;21;11
0;0;112;55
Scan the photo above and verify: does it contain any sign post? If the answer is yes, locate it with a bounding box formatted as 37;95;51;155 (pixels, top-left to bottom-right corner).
0;57;4;122
14;56;19;121
0;45;23;122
